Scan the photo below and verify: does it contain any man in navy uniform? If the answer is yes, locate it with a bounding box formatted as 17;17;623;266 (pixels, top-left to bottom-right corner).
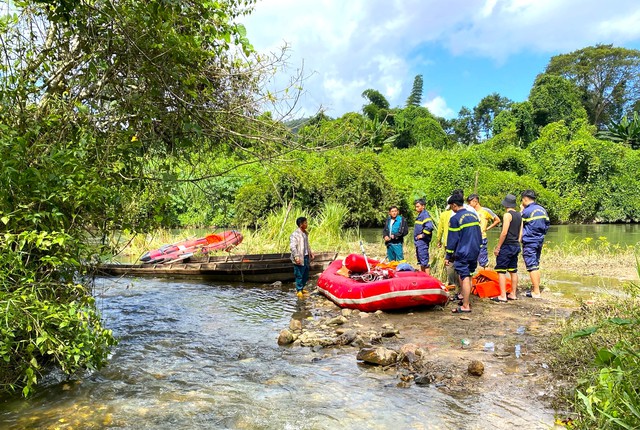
520;190;550;298
413;199;434;274
445;192;482;313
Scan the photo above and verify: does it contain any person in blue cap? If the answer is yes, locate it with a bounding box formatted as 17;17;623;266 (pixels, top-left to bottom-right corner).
445;191;482;313
382;205;409;262
413;199;434;274
520;190;550;298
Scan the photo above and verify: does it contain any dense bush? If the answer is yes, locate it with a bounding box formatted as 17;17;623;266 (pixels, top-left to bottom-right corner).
233;150;403;227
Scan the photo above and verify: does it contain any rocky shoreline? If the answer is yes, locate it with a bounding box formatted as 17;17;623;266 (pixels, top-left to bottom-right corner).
277;287;577;404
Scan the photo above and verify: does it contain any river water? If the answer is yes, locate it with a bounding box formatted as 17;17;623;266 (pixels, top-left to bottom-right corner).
360;223;640;248
1;224;637;429
1;277;549;429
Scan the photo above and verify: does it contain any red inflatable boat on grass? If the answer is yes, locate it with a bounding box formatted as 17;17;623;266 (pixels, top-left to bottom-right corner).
140;230;243;264
317;255;449;312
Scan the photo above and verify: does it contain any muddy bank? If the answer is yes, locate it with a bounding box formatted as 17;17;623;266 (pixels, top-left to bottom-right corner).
278;285;579;426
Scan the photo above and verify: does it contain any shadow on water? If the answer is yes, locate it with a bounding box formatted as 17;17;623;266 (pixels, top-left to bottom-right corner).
1;275;558;430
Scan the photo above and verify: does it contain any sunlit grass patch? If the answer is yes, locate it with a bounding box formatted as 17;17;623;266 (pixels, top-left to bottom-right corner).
546;262;640;429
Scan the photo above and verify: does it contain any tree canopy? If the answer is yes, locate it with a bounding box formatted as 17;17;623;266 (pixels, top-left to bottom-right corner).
0;0;304;396
545;44;640;127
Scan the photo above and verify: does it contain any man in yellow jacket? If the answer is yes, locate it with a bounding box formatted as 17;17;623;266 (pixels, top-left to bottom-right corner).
466;194;500;269
436;203;459;291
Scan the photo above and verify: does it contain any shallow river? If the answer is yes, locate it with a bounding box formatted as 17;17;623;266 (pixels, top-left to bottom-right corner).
1;276;554;429
1;224;637;429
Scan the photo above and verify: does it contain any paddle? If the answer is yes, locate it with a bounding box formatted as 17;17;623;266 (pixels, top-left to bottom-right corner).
359;240;372;273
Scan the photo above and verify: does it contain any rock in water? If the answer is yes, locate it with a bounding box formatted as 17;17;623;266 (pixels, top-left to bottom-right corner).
289;319;302;331
356;347;398;366
277;329;295;345
468;360;484;376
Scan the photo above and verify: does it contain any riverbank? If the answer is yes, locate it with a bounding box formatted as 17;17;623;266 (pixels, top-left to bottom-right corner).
278;258;637;429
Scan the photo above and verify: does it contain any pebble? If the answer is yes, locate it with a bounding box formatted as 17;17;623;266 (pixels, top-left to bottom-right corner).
468;360;485;376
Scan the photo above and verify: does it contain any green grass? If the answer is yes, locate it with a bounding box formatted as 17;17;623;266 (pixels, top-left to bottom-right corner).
547;261;640;429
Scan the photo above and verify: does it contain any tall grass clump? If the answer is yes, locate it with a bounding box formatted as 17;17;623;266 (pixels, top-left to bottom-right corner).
236;201;358;254
547;256;640;429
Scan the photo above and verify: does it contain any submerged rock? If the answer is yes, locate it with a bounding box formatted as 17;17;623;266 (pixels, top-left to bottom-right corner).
414;374;434;385
277;329;295;345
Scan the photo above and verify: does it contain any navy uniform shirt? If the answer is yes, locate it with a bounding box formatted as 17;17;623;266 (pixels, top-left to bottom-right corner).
413;210;434;242
445;208;482;262
522;202;550;243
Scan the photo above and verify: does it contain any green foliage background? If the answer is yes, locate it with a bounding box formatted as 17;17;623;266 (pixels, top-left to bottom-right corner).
163;120;640;229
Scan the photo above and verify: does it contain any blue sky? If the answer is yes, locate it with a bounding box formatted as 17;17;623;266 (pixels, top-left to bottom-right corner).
242;0;640;119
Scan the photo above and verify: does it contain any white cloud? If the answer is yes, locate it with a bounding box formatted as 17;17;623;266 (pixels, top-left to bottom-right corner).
424;96;455;119
243;0;640;117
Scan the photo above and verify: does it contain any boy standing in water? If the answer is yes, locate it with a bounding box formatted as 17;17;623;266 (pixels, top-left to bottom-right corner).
445;192;482;313
290;217;314;298
383;205;409;262
413;199;434;274
492;194;522;302
521;190;550;298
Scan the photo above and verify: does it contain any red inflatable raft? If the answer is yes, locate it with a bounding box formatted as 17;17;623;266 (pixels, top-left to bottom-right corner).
317;258;448;312
140;230;243;264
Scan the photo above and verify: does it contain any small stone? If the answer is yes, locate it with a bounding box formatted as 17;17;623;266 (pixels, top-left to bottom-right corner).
327;316;348;325
341;308;352;317
414;374;433;385
289;319;302;331
335;330;357;346
351;336;366;348
460;316;471;321
359;312;371;319
277;329;295;345
468;360;484;376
